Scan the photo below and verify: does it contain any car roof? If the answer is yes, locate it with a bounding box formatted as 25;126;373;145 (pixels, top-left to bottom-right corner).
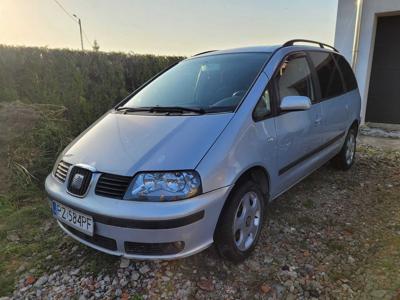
191;42;338;59
191;45;280;58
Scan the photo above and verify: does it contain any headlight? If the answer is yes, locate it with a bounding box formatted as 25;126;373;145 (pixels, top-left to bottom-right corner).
124;171;202;201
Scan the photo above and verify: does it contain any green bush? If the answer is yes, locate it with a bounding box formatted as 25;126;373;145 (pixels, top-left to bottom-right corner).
0;45;183;134
0;46;183;205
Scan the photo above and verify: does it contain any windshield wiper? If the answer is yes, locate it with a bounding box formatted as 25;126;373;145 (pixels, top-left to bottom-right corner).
116;106;206;115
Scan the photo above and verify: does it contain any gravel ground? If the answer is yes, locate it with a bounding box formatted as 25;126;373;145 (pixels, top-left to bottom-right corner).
5;143;400;300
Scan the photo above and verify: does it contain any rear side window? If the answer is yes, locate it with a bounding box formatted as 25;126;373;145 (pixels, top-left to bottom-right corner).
309;52;344;100
334;54;358;91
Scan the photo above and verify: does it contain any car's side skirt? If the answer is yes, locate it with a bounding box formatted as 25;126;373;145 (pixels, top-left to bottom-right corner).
278;131;346;176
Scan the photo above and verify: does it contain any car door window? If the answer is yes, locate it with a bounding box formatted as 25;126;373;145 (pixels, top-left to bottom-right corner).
253;87;272;121
276;55;314;105
309;52;345;100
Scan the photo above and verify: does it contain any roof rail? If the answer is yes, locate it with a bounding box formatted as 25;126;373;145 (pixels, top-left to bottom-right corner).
192;50;218;57
282;39;339;52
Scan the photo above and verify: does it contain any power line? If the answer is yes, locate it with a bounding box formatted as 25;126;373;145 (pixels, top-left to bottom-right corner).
52;0;76;23
82;28;92;45
51;0;94;49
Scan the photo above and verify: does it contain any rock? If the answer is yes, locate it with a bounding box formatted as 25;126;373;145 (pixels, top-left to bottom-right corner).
286;293;297;300
115;288;122;297
120;278;128;287
348;256;355;264
264;256;274;264
272;284;285;298
112;277;118;286
25;276;36;285
260;283;271;294
83;289;90;297
121;292;130;300
36;289;42;298
16;264;26;274
6;231;20;242
139;265;150;274
119;257;130;268
70;268;80;276
282;265;290;271
246;259;261;271
34;275;48;287
370;290;387;298
43;220;52;232
131;272;140;281
305;264;315;275
52;265;60;271
197;279;214;292
165;271;173;277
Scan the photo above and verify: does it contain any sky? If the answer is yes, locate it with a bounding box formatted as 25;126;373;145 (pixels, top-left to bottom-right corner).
0;0;339;56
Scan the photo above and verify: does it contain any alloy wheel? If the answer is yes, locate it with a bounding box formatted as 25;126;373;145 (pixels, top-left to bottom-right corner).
233;191;261;251
345;132;356;165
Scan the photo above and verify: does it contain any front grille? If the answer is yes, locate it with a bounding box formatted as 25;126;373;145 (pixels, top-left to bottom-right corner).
125;241;185;255
54;161;72;182
62;223;117;251
95;173;132;199
67;167;92;196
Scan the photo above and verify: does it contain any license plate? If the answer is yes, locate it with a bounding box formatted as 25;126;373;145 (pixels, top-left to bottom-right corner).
52;201;94;236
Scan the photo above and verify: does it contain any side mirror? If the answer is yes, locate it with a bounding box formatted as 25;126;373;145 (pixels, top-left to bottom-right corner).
280;96;312;111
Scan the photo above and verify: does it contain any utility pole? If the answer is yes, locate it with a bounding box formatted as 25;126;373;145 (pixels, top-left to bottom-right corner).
73;14;84;51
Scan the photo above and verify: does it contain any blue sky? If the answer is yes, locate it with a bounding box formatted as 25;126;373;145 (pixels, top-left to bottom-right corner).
0;0;338;56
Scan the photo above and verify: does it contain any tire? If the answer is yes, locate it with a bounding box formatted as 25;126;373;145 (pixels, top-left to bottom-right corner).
214;180;265;262
333;126;357;170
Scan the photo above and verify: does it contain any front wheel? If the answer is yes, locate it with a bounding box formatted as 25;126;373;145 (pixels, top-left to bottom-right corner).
333;126;357;170
214;180;265;262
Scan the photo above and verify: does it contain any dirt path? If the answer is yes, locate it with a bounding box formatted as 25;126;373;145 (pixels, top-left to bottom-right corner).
5;143;400;300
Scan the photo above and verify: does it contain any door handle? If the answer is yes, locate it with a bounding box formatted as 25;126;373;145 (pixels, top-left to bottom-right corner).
314;118;322;125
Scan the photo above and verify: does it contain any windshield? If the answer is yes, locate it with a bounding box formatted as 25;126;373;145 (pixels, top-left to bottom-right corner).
120;52;271;113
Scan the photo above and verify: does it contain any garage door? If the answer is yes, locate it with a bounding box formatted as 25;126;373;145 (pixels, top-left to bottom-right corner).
366;15;400;124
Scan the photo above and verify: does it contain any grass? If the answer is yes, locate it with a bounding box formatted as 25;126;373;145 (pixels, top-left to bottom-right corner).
0;194;60;295
0;193;121;296
0;102;126;296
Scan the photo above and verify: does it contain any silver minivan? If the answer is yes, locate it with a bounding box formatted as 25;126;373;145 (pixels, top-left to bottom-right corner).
45;40;361;262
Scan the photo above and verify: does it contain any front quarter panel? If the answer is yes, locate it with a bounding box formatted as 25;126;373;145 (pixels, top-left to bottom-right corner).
196;73;278;196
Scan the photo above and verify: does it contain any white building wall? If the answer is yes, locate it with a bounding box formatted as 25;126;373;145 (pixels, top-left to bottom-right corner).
335;0;400;123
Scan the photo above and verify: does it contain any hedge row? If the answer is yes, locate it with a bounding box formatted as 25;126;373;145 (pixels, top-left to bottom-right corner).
0;45;183;133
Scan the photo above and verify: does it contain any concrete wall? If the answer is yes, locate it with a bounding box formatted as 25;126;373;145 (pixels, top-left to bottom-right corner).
335;0;400;123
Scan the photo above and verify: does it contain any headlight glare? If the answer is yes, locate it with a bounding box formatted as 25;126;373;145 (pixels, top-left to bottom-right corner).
125;171;201;201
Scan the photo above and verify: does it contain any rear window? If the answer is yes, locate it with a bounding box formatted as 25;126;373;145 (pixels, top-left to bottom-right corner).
309;51;344;100
334;54;358;91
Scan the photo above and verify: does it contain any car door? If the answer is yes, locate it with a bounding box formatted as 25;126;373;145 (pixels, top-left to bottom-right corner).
271;52;324;192
308;51;349;144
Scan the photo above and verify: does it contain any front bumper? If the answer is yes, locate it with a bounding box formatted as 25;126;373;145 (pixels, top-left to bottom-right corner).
45;174;230;260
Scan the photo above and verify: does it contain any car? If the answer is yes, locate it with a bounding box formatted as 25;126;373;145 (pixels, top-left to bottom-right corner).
45;39;361;262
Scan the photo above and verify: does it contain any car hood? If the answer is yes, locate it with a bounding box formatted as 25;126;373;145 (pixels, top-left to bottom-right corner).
62;112;233;176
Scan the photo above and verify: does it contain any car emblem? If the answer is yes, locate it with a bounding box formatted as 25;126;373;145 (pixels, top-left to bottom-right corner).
71;173;85;190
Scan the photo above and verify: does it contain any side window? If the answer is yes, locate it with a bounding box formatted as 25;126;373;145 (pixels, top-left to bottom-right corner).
276;55;314;104
334;54;358;91
309;51;345;100
253;87;272;121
